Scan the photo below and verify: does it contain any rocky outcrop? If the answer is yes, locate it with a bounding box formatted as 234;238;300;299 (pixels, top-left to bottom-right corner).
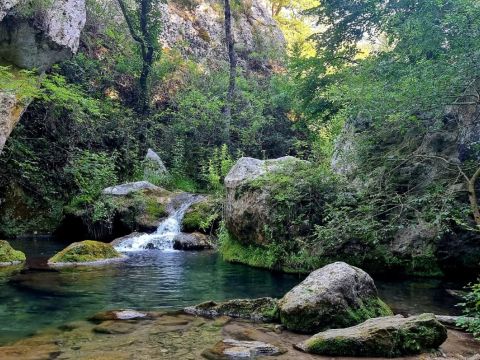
184;297;279;322
224;156;309;246
278;262;393;333
144;149;168;180
158;0;285;71
0;0;19;22
0;240;25;266
295;313;447;357
0;93;29;155
48;240;125;266
0;0;86;70
173;232;212;250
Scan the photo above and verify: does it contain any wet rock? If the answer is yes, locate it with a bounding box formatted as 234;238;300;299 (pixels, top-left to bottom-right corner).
110;232;147;248
173;232;212;250
90;309;150;322
295;313;447;357
0;240;26;266
203;339;284;359
224;156;309;246
278;262;393;333
102;181;160;196
93;321;136;335
185;297;279;322
48;240;125;266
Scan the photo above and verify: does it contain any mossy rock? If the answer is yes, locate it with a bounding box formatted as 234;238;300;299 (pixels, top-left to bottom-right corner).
182;198;219;234
295;313;447;357
184;297;279;322
48;240;124;266
0;240;26;265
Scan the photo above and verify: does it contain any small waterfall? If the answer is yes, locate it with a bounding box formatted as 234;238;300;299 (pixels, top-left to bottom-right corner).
114;193;202;252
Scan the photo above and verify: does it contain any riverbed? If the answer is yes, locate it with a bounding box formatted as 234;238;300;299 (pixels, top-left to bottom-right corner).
0;238;466;346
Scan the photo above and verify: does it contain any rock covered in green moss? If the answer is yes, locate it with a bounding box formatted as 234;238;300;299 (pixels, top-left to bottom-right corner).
295;313;447;357
48;240;124;266
278;262;392;333
184;297;279;322
181;197;219;234
0;240;26;265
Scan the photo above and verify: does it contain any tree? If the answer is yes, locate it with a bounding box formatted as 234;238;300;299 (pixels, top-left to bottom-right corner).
116;0;162;114
223;0;237;142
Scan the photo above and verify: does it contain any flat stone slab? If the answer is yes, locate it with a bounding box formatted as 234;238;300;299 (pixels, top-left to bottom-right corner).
102;181;159;196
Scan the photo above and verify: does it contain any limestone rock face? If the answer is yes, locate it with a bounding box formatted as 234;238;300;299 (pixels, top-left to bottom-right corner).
278;262;393;333
224;156;308;246
158;0;285;70
0;0;86;70
0;92;28;154
295;313;447;357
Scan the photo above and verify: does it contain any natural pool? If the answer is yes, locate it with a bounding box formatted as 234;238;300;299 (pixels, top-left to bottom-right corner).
0;238;465;345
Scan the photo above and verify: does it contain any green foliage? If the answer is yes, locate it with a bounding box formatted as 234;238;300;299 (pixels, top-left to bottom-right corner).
457;281;480;339
204;144;235;193
0;240;26;263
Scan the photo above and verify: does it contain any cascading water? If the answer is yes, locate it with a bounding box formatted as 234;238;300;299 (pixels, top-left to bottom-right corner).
113;193;202;252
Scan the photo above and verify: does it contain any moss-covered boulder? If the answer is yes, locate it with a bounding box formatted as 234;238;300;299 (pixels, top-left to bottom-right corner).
182;197;219;234
0;240;26;265
48;240;124;266
294;313;447;357
278;262;392;333
184;297;279;322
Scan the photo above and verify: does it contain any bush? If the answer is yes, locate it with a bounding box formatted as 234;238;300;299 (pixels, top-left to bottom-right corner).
457;281;480;338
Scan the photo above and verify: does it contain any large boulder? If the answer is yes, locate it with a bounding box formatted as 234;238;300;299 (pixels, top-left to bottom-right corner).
0;0;86;70
48;240;125;266
278;262;393;333
181;197;219;234
224;156;309;247
143;149;168;180
295;313;447;357
102;181;160;196
0;240;25;266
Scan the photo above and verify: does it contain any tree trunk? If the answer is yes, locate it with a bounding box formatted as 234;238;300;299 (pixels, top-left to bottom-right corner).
223;0;236;142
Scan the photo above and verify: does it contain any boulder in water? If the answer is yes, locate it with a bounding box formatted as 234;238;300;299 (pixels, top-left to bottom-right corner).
278;262;392;333
0;240;26;266
185;297;279;322
173;232;212;250
90;309;152;322
294;313;447;357
48;240;125;266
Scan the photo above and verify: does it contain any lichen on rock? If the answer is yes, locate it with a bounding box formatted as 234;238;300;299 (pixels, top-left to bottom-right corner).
295;313;448;357
48;240;124;266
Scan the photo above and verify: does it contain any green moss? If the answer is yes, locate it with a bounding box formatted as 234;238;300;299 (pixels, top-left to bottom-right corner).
346;298;393;324
182;200;219;233
48;240;122;264
145;198;167;219
0;240;26;264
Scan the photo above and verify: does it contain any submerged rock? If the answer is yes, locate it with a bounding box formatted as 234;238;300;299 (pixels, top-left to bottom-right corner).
0;240;25;266
203;339;285;359
48;240;124;266
278;262;393;333
185;297;279;322
90;309;151;322
102;181;160;196
295;313;447;357
173;232;212;250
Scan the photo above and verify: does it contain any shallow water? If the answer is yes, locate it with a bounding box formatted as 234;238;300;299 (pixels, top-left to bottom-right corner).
0;238;466;345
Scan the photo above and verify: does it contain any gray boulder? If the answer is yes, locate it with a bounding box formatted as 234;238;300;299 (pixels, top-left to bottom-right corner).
224;156;308;246
278;262;393;333
102;181;159;196
295;313;447;357
0;0;86;70
144;148;168;179
203;339;284;359
173;232;212;251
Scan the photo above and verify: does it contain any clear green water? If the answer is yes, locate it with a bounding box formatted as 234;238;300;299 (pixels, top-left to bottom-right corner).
0;239;463;345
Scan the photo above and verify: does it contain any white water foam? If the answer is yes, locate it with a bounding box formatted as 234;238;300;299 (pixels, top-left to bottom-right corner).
114;194;201;252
